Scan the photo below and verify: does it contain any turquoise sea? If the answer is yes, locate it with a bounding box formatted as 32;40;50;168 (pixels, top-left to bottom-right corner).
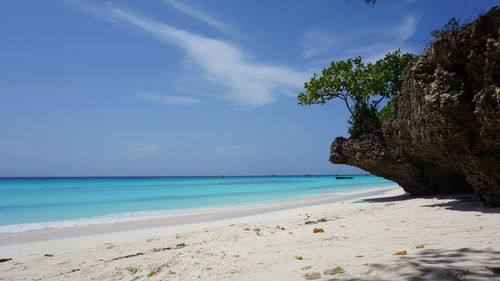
0;175;394;234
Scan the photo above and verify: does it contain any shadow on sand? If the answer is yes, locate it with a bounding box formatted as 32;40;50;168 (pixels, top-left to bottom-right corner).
356;193;500;214
339;248;500;281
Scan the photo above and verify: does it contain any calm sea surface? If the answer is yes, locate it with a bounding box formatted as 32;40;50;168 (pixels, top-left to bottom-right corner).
0;175;394;233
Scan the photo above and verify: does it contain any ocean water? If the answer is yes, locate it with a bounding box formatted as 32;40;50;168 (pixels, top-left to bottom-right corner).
0;175;394;234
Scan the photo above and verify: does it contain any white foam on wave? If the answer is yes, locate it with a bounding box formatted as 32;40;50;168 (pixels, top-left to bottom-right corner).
0;185;398;235
0;203;279;234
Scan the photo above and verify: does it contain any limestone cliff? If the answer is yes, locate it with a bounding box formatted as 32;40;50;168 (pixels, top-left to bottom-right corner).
330;7;500;207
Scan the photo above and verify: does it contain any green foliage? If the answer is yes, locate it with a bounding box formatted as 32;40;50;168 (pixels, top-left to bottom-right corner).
298;50;417;138
377;102;394;124
430;18;462;39
348;102;380;138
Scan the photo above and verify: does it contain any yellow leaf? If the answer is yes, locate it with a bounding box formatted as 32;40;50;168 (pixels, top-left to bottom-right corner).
313;228;324;233
393;250;407;255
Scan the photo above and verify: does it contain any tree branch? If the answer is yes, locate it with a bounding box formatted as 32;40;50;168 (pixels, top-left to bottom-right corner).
372;96;386;108
340;94;354;115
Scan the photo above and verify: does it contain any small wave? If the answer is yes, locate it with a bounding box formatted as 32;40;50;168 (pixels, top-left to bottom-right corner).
0;185;398;235
0;203;275;234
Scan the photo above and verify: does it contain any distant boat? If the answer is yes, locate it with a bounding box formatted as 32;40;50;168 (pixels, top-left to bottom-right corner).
217;175;225;178
336;176;354;179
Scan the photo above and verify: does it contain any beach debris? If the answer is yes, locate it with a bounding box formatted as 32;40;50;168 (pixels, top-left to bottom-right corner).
323;266;345;275
148;265;165;277
393;250;407;255
0;258;12;263
313;228;324;233
288;232;294;235
451;270;481;278
303;272;321;280
362;263;369;266
243;227;250;230
44;254;54;257
415;245;425;249
254;228;262;236
486;266;500;274
127;266;139;274
295;256;303;260
67;269;80;274
152;243;186;252
305;218;328;225
109;252;144;261
479;226;484;230
301;266;312;270
355;255;364;258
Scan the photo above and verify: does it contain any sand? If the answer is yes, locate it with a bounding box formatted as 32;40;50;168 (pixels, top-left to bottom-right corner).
0;188;499;281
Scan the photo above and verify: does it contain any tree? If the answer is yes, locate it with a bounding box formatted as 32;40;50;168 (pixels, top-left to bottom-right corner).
430;18;461;38
298;50;417;138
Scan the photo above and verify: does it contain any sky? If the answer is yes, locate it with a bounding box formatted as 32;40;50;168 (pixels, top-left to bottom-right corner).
0;0;498;176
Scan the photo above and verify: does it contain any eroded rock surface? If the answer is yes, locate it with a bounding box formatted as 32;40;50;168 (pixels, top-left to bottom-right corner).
330;7;500;207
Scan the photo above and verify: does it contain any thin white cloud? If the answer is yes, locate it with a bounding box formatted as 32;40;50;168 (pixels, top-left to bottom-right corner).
301;29;339;58
127;144;163;153
71;1;306;107
137;91;199;105
208;145;251;156
394;15;417;41
161;0;238;37
301;15;419;62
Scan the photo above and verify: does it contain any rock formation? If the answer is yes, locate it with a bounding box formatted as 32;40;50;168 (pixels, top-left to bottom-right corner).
330;7;500;207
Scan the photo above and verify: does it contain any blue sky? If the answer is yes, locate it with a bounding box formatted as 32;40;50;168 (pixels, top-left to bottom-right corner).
0;0;497;176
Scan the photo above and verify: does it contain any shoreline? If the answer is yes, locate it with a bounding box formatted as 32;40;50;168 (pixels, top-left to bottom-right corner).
1;188;499;280
0;185;398;245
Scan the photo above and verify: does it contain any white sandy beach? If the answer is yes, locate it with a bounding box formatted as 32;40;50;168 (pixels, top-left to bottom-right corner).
1;188;499;281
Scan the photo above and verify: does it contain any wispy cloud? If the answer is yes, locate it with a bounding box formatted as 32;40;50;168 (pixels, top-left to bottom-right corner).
395;15;418;41
208;145;251;156
161;0;238;37
301;15;419;63
136;91;199;105
127;144;163;153
71;1;306;107
301;29;339;59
